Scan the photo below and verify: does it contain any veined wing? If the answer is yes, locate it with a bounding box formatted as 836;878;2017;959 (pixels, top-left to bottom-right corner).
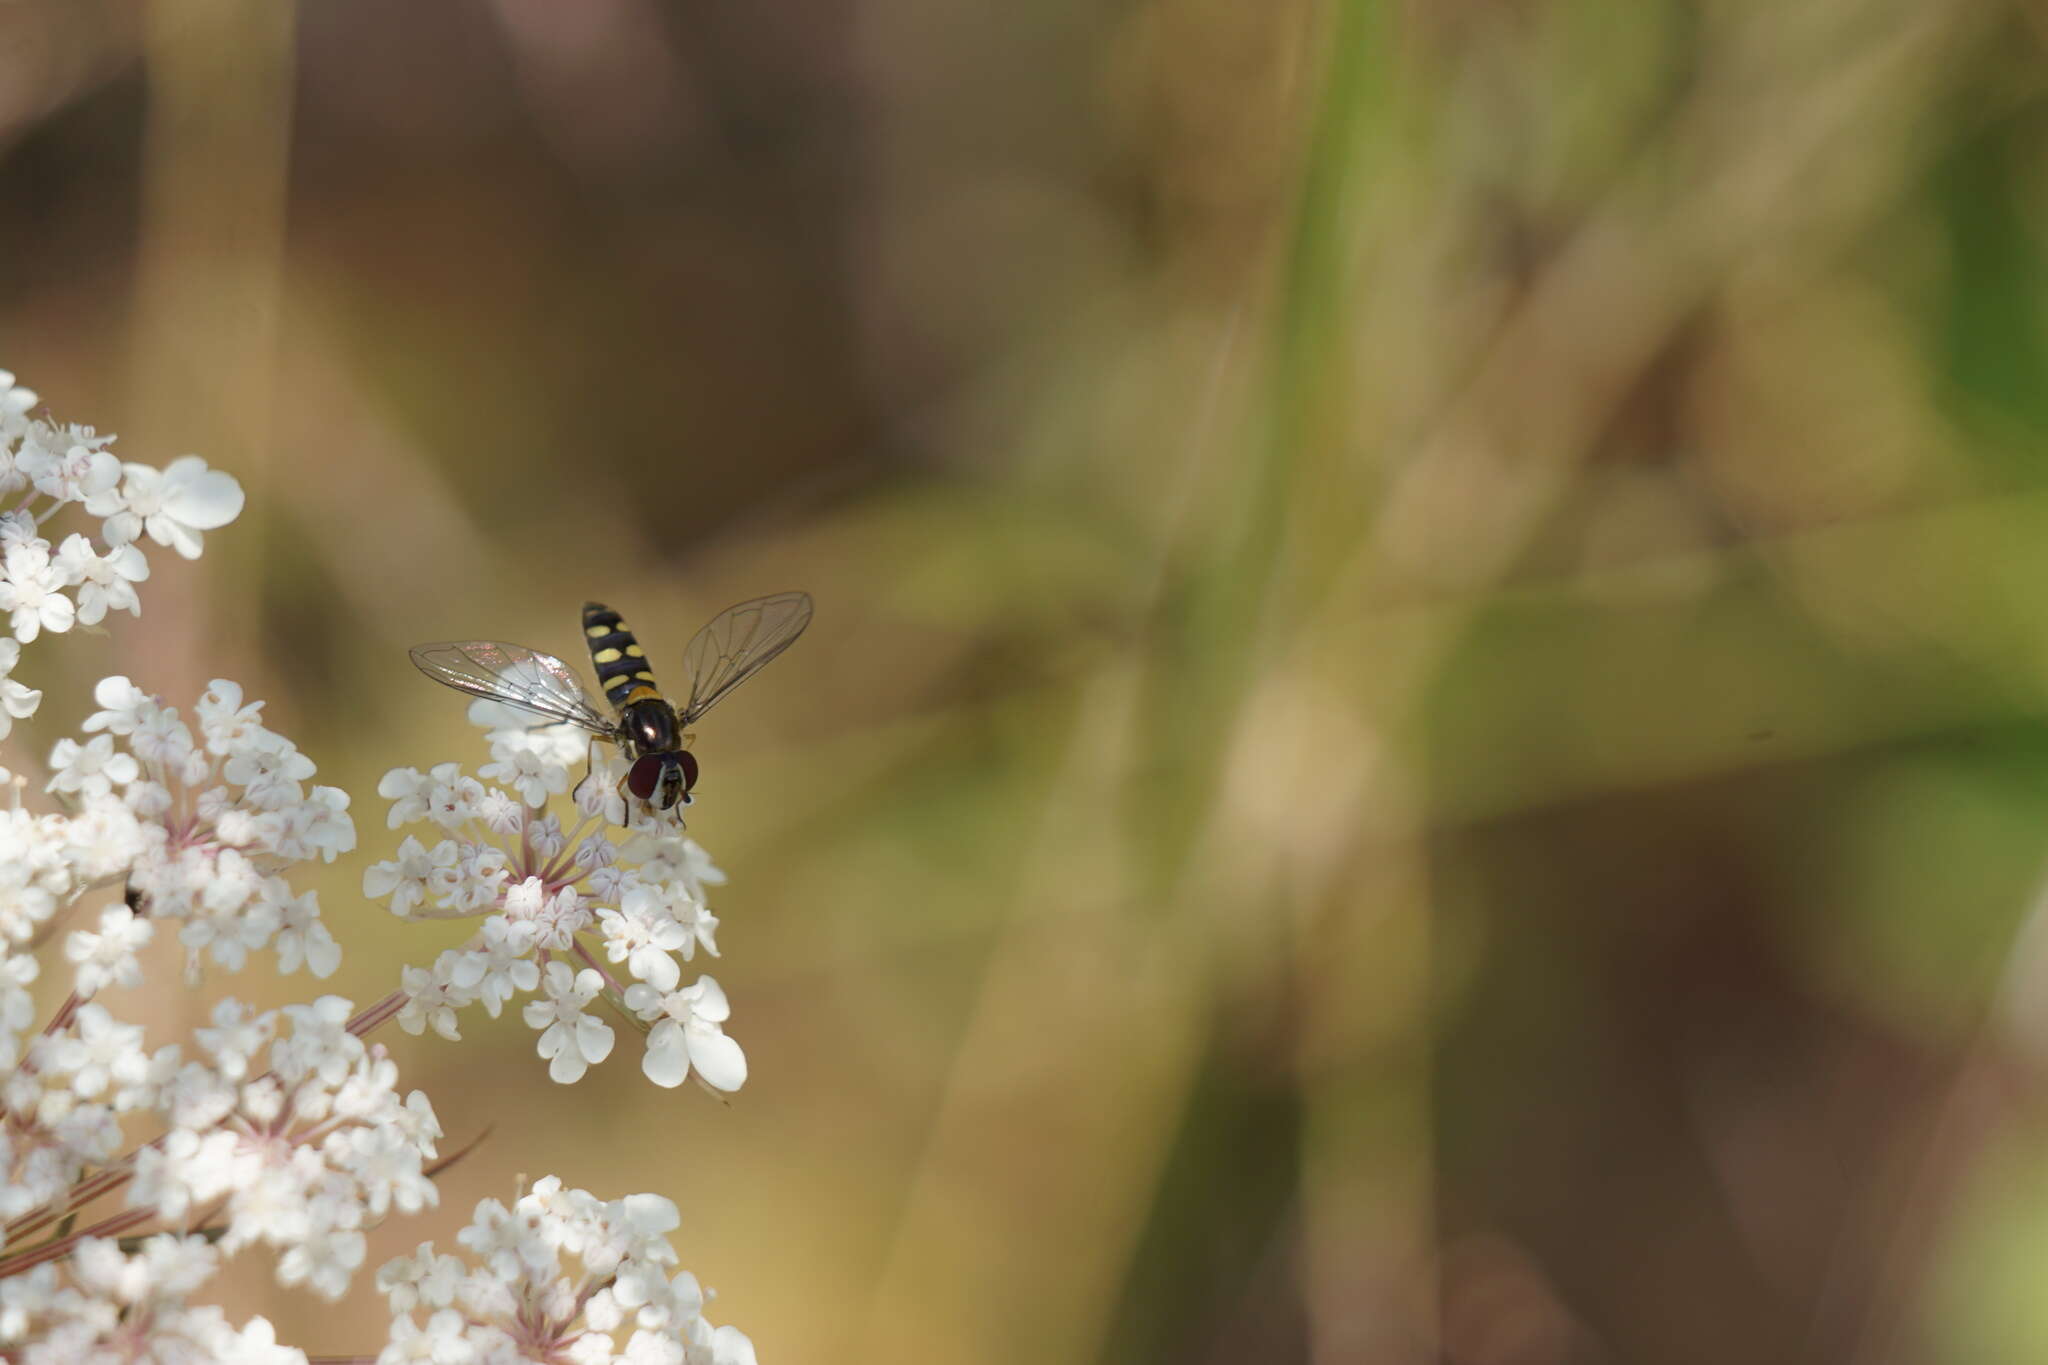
409;641;613;734
680;592;813;724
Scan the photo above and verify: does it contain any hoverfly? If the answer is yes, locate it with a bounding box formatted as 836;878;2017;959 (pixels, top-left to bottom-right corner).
409;593;812;813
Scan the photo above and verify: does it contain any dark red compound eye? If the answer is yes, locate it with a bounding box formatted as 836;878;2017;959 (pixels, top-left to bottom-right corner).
627;754;666;801
678;750;699;791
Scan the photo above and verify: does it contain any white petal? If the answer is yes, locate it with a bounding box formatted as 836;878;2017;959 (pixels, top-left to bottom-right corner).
690;975;730;1023
641;1023;690;1088
632;945;681;993
161;457;245;530
686;1029;746;1092
710;1326;759;1365
109;543;148;581
3;682;41;720
618;1193;680;1235
93;675;139;707
146;511;202;559
547;1045;589;1084
574;1013;614;1065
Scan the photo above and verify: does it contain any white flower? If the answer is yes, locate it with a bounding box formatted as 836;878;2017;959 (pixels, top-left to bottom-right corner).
482;719;590;769
398;962;463;1041
47;733;140;798
576;754;632;825
131;706;197;771
476;787;522;832
377;762;485;832
82;675;155;735
424;765;483;830
223;734;316;807
276;1219;367;1301
65;903;154;996
624;830;727;898
0;539;75;642
0;638;41;739
436;842;508;913
625;975;746;1092
498;875;547;938
695;1324;759;1365
24;440;121;505
102;455;244;559
57;801;141;894
523;962;613;1084
378;766;432;829
600;885;694;991
378;1184;739;1365
178;866;283;974
53;535;148;625
623;1331;687;1365
196;678;265;754
498;882;588;953
378;1308;479;1365
446;919;540;1017
480;740;569;809
0;368;36;420
376;1246;466;1314
526;812;567;861
0;952;39;1069
271;885;341;977
36;1002;150;1102
214;1316;309;1365
196;999;276;1081
273;784;358;864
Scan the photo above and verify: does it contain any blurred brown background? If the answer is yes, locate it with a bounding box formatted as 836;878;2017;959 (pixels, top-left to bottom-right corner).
11;1;2048;1362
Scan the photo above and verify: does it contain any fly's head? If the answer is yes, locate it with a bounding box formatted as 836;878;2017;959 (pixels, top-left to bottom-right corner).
626;749;699;810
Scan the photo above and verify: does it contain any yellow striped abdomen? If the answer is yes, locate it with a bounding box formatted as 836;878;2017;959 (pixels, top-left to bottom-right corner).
582;602;664;710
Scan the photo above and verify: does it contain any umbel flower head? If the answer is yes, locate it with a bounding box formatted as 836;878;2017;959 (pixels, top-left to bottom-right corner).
0;683;418;1352
0;368;764;1364
0;381;240;647
28;677;355;989
375;1177;757;1365
364;712;746;1092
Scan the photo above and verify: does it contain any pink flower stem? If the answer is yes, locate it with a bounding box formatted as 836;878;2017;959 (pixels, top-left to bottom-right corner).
41;991;83;1036
0;1203;154;1277
571;941;627;993
347;988;408;1037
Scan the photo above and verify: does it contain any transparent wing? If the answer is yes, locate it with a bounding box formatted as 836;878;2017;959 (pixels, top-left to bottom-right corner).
408;641;614;734
680;591;813;724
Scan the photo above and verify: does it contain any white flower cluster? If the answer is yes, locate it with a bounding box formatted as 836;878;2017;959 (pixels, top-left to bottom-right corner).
3;677;353;1005
0;1235;307;1364
0;368;241;659
375;1177;757;1365
0;678;398;1360
0;997;442;1363
0;369;764;1363
365;718;746;1092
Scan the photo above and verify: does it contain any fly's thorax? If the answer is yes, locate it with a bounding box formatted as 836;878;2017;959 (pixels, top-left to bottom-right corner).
620;697;679;756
